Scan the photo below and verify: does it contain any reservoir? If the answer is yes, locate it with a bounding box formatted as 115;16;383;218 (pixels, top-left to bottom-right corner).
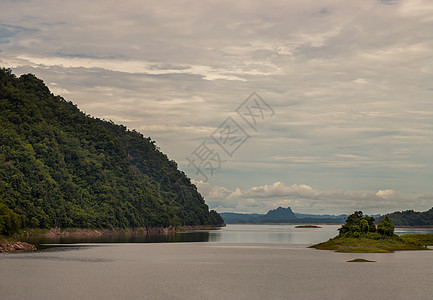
1;224;433;299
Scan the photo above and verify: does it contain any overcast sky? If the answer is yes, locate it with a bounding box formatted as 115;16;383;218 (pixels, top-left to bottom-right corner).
1;0;433;215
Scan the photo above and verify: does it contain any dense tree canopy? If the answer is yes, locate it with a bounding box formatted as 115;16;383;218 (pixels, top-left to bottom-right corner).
0;202;21;236
0;68;224;235
379;208;433;226
338;211;394;238
377;216;394;236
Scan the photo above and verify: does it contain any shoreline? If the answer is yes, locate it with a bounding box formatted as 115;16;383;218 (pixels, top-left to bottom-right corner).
18;224;223;238
230;224;433;227
310;234;433;253
231;223;343;225
0;224;224;253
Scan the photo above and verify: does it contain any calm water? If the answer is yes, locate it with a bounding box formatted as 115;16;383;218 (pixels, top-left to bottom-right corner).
395;227;433;235
22;224;433;249
208;224;341;244
2;224;433;299
22;224;341;248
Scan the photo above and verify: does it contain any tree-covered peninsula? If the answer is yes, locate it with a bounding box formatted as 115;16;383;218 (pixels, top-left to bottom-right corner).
311;211;433;253
378;207;433;226
0;68;224;236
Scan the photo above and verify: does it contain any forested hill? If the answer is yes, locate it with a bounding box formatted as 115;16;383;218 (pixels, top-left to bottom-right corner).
379;207;433;226
0;68;223;235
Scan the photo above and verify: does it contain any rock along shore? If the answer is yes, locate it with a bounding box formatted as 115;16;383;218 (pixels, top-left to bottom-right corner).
0;241;37;253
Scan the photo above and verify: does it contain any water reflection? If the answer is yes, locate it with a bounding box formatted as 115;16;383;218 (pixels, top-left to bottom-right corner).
23;225;341;248
395;227;433;235
20;224;433;250
208;224;340;245
23;230;213;249
5;254;114;263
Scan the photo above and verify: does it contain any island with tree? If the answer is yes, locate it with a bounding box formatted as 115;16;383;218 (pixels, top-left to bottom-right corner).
311;211;433;253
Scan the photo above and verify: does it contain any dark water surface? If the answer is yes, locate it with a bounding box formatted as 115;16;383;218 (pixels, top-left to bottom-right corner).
22;230;214;249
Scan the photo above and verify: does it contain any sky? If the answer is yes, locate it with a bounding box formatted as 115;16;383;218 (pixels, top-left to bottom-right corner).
1;0;433;215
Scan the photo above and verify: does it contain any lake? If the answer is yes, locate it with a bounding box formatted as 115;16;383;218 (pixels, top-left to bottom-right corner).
21;224;433;247
21;224;342;247
1;224;433;299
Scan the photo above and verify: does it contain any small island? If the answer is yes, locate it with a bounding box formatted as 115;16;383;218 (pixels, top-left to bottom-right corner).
311;211;433;253
295;225;321;228
347;258;376;263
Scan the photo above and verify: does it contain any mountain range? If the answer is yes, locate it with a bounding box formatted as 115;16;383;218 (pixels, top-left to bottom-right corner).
220;207;350;224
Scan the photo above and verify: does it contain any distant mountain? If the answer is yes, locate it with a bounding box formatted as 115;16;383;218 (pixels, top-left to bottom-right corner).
219;207;347;224
262;206;296;221
295;212;349;219
217;212;264;224
0;68;224;235
379;207;433;226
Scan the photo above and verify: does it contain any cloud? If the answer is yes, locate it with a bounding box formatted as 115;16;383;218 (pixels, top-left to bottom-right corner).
1;0;433;213
376;189;395;198
246;182;318;199
193;180;430;215
11;55;253;81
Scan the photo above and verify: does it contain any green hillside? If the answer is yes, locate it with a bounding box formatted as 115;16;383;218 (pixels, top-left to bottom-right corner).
378;207;433;226
0;68;223;235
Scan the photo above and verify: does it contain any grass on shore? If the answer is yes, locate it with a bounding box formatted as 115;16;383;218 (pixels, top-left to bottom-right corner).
310;235;430;253
399;234;433;246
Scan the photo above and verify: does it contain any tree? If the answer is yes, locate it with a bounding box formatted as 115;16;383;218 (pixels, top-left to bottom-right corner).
360;219;369;233
0;202;21;236
377;216;394;237
363;215;377;232
338;211;378;237
338;211;364;236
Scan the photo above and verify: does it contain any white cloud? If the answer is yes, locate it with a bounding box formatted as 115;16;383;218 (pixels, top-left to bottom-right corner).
376;189;395;198
192;180;429;215
246;182;317;199
191;180;232;200
353;78;367;85
12;55;252;81
398;0;433;21
1;0;433;214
